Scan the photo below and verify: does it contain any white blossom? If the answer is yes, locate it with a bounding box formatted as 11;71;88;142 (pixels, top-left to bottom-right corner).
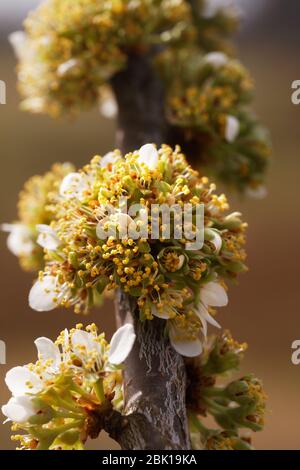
99;97;118;119
57;59;80;77
225;115;240;142
205;228;223;253
29;275;68;312
36;224;61;250
204;52;229;68
2;396;38;424
169;326;203;358
137;144;159;170
8;31;29;60
245;185;267;199
153;281;227;357
1;223;34;257
2;324;136;424
100;152;121;168
59;172;91;200
5;366;43;397
109;324;136;365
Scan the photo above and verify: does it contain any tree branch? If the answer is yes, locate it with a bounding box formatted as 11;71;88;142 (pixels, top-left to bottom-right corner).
111;51;168;152
110;51;191;450
114;292;190;450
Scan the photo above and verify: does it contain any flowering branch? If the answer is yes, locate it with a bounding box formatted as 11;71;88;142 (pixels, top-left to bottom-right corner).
3;0;269;451
2;324;137;450
3;144;252;449
111;51;191;449
10;0;270;193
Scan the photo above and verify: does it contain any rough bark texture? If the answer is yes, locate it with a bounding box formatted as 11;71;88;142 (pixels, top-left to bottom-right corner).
115;292;190;450
103;411;161;449
110;52;191;450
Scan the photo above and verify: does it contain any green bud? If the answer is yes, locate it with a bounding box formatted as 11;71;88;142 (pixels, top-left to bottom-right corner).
28;399;54;425
138;241;151;253
58;429;80;446
68;252;79;269
226;379;249;398
201;331;246;376
129;287;143;297
96;276;109;294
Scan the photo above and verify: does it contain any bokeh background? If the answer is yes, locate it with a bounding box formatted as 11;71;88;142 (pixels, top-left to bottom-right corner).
0;0;299;450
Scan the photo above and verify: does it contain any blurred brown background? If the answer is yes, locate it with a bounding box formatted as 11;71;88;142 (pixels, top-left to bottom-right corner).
0;0;299;450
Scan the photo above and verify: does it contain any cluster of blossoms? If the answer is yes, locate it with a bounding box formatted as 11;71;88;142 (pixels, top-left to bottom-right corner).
10;0;269;192
5;144;248;357
157;49;270;191
2;163;74;271
3;0;268;452
2;323;136;450
186;331;267;450
2;324;266;450
9;0;193;117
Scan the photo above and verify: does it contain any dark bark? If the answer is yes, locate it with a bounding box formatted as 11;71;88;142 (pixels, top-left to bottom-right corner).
114;292;190;450
103;409;179;450
111;52;168;153
110;52;191;450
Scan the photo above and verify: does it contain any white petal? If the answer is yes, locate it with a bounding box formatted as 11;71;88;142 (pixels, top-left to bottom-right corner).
5;367;43;396
100;152;120;168
137;144;159;170
169;327;202;358
245;186;267;199
1;223;15;233
8;31;27;59
177;255;185;270
109;324;136;365
225;115;240;142
34;337;61;368
62;329;71;363
2;224;34;256
7;232;34;257
196;304;221;337
100;98;118;119
151;303;178;320
57;59;79;77
59;172;80;198
225;212;242;222
22;97;46;113
38;35;52;47
205;228;222;253
2;396;37;423
201;282;228;307
204;52;228;68
71;330;100;358
36;224;60;250
29;275;61;312
151;305;173;320
59;172;90;200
